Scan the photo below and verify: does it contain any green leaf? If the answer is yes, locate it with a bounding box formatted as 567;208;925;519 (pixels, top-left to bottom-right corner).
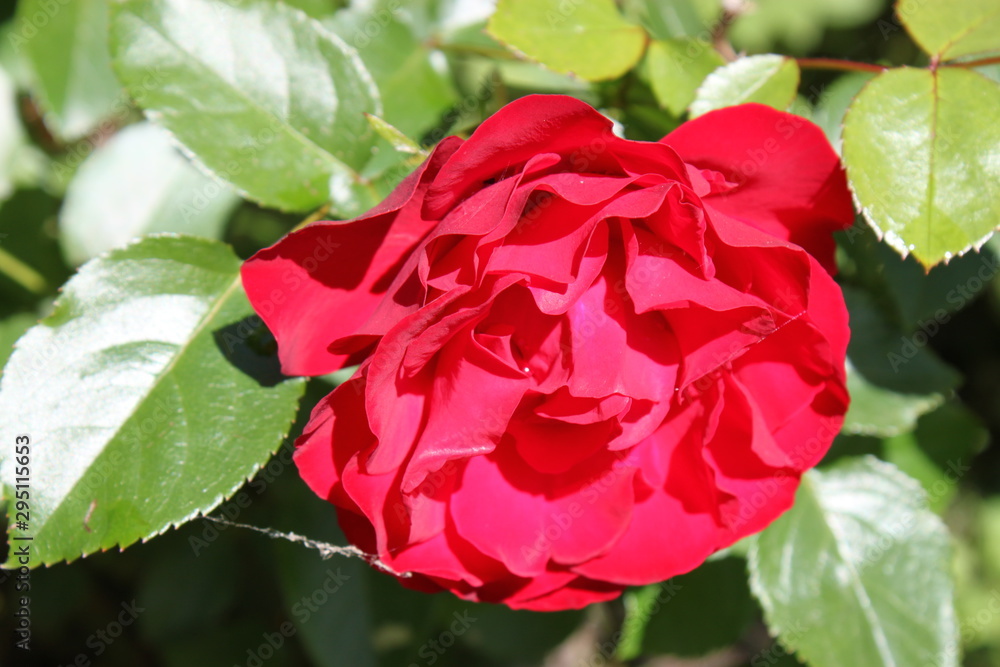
845;359;947;438
729;0;884;55
977;499;1000;583
487;0;648;82
617;584;666;661
621;0;721;41
0;65;46;195
283;0;339;20
841;286;960;437
494;59;594;95
0;23;34;89
978;62;1000;83
225;203;300;261
882;402;986;513
0;188;69;306
897;0;1000;61
327;145;415;219
327;3;457;139
749;457;958;667
689;54;800;118
905;402;988;471
843;67;1000;267
0;235;305;566
640;558;756;657
109;0;381;212
431;598;583;665
959;502;1000;654
644;38;724;116
13;0;122;141
809;72;874;151
840;227;998;331
138;525;243;644
0;312;36;370
60;122;240;265
274;527;376;667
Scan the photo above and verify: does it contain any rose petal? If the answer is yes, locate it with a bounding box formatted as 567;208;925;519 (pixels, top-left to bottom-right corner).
449;444;637;577
663;103;854;273
572;421;723;585
294;374;413;556
565;259;679;402
506;576;622;611
701;376;801;536
242;137;463;375
400;326;531;493
510;401;623;475
424;95;621;217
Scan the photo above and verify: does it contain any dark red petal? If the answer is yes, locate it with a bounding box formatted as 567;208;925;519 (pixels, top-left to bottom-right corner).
362;277;525;476
399;327;532;493
701;376;802;537
241;136;462;376
293;374;369;515
506;576;623;611
424;94;619;217
294;374;409;557
510;409;622;476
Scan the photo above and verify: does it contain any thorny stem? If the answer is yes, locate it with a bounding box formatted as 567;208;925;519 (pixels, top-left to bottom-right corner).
796;58;888;74
944;54;1000;69
798;54;1000;74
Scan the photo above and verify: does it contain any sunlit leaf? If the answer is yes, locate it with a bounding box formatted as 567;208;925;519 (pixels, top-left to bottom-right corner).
750;457;958;667
487;0;648;81
0;235;305;566
689;54;799;117
109;0;381;212
843;67;1000;266
13;0;122;140
644;38;724;116
897;0;1000;61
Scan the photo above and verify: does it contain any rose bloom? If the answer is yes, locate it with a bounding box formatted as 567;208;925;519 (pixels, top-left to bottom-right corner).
243;95;853;611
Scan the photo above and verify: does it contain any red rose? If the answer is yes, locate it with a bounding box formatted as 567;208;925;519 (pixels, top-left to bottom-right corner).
242;95;853;611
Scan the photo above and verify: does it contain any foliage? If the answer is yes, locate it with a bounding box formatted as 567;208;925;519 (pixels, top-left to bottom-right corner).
1;0;999;666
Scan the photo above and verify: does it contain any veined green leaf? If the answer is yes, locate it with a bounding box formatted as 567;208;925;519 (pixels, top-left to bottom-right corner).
897;0;1000;61
843;67;1000;266
749;457;958;667
0;235;305;566
487;0;648;82
690;54;799;117
13;0;122;140
645;38;724;116
109;0;381;212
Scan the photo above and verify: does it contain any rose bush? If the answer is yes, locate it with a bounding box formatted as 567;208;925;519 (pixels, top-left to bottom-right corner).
242;94;854;611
